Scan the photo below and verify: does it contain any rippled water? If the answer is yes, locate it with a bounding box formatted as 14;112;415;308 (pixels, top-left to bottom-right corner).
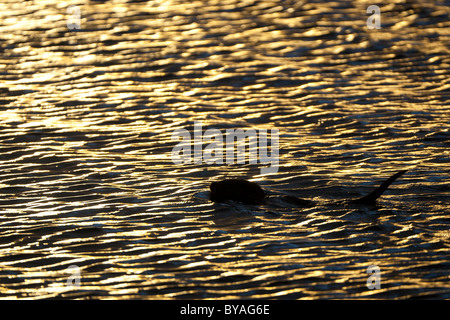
0;0;449;299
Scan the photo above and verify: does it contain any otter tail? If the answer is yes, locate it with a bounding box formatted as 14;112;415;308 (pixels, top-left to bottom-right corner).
351;170;407;205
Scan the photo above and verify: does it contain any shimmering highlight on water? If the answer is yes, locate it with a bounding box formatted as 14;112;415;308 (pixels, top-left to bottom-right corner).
0;0;449;299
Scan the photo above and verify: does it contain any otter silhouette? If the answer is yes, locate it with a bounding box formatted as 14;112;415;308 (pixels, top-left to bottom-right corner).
209;170;407;206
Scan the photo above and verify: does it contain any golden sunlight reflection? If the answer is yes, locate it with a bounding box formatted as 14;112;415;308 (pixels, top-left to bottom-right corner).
0;0;448;300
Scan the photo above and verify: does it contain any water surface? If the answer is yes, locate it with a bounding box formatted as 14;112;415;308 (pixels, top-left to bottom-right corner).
0;0;449;299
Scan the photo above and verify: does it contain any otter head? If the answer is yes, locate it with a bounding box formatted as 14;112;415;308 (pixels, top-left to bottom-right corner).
209;179;265;204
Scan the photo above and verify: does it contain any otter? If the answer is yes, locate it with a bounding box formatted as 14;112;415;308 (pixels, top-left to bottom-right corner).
209;170;407;206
